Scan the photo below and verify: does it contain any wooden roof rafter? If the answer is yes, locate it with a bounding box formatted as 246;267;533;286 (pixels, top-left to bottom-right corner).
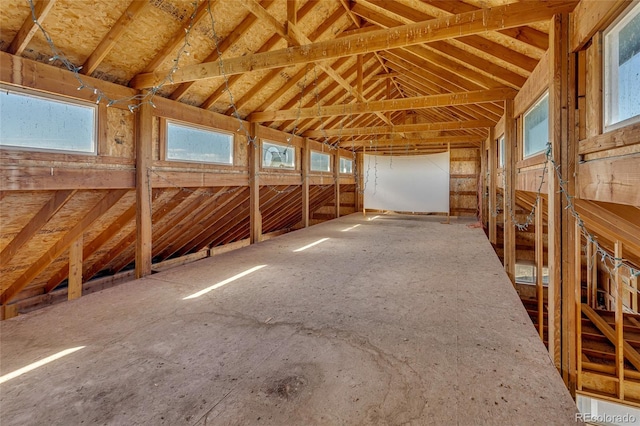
81;0;151;76
169;0;277;102
351;1;528;88
130;1;578;89
8;0;57;56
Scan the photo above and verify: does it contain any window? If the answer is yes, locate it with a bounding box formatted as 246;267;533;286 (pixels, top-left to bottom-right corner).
523;92;549;158
311;151;331;172
262;141;295;169
498;136;505;168
339;157;353;174
0;89;96;154
515;262;549;286
166;121;233;164
604;2;640;130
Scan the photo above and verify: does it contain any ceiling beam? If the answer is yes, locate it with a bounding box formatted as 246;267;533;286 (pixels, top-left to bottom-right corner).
305;120;494;138
131;1;577;88
240;0;394;126
169;0;277;101
339;135;484;147
81;0;149;75
250;88;514;122
8;0;56;56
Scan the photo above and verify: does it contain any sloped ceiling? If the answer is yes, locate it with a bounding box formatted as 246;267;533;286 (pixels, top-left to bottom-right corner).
0;0;577;154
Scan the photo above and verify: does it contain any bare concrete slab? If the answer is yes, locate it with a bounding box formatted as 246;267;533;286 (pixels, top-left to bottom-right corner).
0;213;581;425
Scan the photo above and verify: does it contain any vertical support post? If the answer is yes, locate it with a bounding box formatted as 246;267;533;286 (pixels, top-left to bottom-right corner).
135;102;152;279
548;14;574;374
480;139;488;226
587;239;596;308
536;196;545;340
575;219;583;391
286;0;297;46
361;146;366;216
302;138;309;228
549;13;580;395
503;99;516;284
250;123;262;244
615;241;625;400
445;142;451;224
68;235;83;300
357;55;363;97
488;129;497;245
334;151;340;218
632;275;638;313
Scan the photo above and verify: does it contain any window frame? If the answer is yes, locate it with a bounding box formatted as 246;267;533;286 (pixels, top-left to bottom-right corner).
164;119;234;165
0;86;98;155
515;261;549;286
522;91;549;159
603;1;640;132
261;140;296;170
310;150;332;172
339;156;353;174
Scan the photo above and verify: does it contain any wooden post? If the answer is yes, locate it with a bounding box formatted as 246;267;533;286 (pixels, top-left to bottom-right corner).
548;13;574;374
536;196;545;340
68;235;83;300
361;146;366;216
587;239;596;308
503;99;516;284
135;102;153;279
286;0;297;47
575;219;583;391
488;129;497;245
632;275;638;313
555;12;578;392
302;138;309;228
249;123;262;244
357;55;363;97
334;151;340;218
480;138;488;227
615;241;625;399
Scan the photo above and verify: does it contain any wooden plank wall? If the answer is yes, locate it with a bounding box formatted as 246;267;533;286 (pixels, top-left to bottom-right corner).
0;53;354;318
482;0;640;405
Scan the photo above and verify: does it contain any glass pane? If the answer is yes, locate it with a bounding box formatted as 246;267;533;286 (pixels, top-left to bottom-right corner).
167;122;233;164
0;90;96;153
523;93;549;158
311;151;330;172
262;141;295;168
618;7;640;123
498;136;505;167
605;3;640;128
340;157;353;174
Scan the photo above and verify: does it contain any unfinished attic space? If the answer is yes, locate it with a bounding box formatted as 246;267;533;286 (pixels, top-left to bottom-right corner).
1;0;639;424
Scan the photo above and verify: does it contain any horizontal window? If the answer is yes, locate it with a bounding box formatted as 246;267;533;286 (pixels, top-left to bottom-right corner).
0;89;96;154
339;157;353;174
166;121;233;164
311;151;331;172
523;92;549;158
262;141;295;169
515;262;548;286
604;2;640;130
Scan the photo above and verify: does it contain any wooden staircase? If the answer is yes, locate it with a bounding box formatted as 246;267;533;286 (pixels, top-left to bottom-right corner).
521;296;640;406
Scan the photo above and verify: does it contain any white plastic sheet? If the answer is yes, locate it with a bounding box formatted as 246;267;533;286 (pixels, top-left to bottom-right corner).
363;152;450;213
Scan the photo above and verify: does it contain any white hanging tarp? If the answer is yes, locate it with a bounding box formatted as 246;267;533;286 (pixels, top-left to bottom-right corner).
363;152;450;213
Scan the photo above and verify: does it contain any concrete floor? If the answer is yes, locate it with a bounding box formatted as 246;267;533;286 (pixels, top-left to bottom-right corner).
0;213;581;425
